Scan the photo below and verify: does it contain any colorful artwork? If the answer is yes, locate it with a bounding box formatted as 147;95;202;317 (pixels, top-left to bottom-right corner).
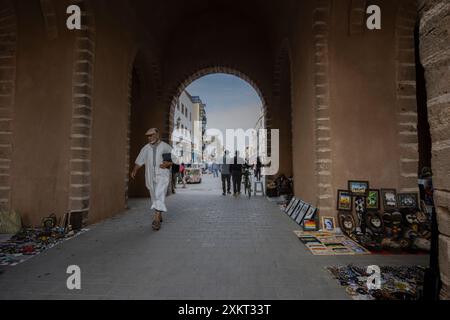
348;181;369;196
303;219;318;231
303;206;316;220
381;189;397;210
366;189;380;211
321;216;336;232
337;190;352;211
397;193;419;209
294;231;370;256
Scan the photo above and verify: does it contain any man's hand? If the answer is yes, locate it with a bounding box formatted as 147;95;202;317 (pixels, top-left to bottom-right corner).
131;164;142;179
160;161;172;169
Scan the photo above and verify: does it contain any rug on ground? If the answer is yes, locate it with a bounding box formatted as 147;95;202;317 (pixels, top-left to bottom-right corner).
0;228;88;266
294;231;371;255
327;265;426;300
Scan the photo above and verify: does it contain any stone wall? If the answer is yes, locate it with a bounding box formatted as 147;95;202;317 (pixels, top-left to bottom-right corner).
0;0;16;214
419;0;450;300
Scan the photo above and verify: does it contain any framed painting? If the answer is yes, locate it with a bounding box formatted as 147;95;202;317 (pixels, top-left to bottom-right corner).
303;205;317;220
348;181;369;196
303;219;318;231
321;216;336;232
291;201;304;220
284;197;296;213
287;199;300;217
366;189;380;211
295;203;309;224
397;193;419;209
337;190;352;211
381;189;397;210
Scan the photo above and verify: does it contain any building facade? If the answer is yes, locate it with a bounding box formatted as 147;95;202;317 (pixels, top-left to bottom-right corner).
173;91;194;164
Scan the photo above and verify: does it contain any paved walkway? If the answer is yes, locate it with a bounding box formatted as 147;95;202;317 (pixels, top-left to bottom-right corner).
0;176;428;300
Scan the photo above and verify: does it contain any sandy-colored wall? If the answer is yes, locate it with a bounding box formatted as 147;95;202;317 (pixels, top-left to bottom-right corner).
289;0;408;215
88;0;138;224
290;1;319;206
11;0;74;226
329;0;401;213
128;59;161;198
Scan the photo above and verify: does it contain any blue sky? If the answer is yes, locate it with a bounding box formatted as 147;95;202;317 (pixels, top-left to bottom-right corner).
185;74;263;134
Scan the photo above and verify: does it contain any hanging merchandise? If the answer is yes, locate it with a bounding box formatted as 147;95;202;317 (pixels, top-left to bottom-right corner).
338;211;356;238
334;181;433;254
354;196;366;233
365;211;384;236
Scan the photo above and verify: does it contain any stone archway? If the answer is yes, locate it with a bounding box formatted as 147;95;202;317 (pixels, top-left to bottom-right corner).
165;66;269;144
126;49;165;199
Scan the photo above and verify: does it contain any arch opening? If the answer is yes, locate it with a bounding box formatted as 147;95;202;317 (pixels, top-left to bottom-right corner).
170;71;265;166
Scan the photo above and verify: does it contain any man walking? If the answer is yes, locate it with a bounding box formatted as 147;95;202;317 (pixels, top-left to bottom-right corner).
231;151;244;196
220;151;231;196
212;161;219;178
131;128;173;231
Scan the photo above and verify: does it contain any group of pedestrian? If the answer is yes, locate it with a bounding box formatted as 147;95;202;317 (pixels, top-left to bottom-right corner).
130;128;267;232
219;150;250;196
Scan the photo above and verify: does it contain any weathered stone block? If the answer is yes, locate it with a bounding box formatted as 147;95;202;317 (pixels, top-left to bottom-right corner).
439;235;450;286
70;174;90;186
432;148;450;190
425;62;450;98
70;186;90;198
398;65;416;81
70;160;90;173
398;83;417;96
437;206;450;237
70;199;90;211
400;161;419;174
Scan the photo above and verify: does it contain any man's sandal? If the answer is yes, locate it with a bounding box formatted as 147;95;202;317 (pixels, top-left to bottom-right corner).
152;220;161;231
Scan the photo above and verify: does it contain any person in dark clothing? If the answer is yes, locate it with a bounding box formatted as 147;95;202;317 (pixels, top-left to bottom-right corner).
220;151;231;196
255;157;262;182
231;151;244;195
171;163;180;193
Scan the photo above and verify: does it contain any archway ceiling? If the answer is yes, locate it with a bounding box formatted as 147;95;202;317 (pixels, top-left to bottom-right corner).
130;0;290;52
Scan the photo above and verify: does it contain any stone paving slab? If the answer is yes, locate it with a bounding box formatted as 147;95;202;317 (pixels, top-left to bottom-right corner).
0;176;428;300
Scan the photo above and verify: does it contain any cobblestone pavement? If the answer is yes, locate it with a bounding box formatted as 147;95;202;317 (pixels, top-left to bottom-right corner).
0;176;428;300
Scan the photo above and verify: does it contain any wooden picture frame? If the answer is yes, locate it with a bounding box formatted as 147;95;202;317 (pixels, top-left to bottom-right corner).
366;189;380;211
381;189;397;210
348;181;369;196
285;197;296;213
303;205;316;220
287;199;299;217
295;203;309;224
337;190;352;211
303;219;318;231
291;201;304;220
321;216;336;232
397;193;419;209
